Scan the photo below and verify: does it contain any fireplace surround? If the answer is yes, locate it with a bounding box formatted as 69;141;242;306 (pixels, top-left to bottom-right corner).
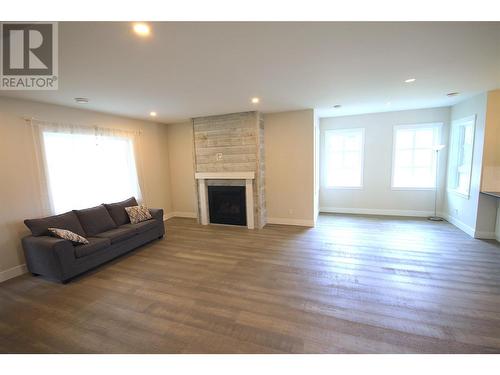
195;172;255;229
192;112;266;229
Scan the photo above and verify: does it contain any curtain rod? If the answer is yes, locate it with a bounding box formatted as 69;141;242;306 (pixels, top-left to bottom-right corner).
22;116;143;134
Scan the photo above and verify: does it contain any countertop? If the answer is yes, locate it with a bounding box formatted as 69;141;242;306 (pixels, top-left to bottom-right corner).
480;191;500;199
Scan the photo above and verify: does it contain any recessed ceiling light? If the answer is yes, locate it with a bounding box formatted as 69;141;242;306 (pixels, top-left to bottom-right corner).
74;97;89;104
333;104;342;109
404;78;416;83
149;111;157;117
251;97;260;104
447;92;460;97
133;23;151;37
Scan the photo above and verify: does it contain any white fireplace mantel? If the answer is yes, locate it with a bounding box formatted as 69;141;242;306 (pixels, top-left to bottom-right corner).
194;172;255;180
195;172;255;229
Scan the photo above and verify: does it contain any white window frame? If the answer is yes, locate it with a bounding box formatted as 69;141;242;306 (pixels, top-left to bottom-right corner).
391;122;443;191
323;127;365;189
447;115;476;199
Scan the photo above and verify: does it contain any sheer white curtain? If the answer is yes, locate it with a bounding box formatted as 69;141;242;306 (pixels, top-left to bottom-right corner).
31;120;144;214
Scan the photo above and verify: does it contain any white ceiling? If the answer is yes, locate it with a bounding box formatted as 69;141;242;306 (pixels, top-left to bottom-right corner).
2;22;500;123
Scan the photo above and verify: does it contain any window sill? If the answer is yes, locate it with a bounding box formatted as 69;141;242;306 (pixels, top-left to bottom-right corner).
390;186;435;191
324;186;364;190
447;188;470;199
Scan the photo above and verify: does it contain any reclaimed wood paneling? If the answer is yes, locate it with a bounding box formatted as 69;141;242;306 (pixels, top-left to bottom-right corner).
192;112;266;228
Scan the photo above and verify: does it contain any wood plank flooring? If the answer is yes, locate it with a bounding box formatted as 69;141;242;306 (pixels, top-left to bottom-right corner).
1;214;500;353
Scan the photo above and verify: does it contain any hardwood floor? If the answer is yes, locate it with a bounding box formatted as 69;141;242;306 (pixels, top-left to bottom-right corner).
1;214;500;353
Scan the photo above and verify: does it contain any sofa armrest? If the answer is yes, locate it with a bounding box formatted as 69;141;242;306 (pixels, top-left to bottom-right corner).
22;235;75;280
149;208;164;222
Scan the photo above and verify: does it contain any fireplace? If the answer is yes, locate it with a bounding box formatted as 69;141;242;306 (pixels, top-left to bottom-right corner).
195;172;255;229
208;186;247;226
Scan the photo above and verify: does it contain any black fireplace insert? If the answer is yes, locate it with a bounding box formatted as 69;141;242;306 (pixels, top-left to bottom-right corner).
207;185;246;226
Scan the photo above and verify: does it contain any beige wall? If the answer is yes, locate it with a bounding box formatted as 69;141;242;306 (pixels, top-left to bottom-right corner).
484;90;500;241
476;90;500;238
264;109;315;226
165;122;197;216
313;110;320;224
319;107;451;216
481;89;500;192
0;96;171;278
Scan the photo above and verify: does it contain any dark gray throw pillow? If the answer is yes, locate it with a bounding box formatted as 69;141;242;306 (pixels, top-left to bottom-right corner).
104;197;138;226
24;211;86;237
74;205;117;236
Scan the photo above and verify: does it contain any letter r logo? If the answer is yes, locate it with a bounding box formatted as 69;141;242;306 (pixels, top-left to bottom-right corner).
1;23;53;75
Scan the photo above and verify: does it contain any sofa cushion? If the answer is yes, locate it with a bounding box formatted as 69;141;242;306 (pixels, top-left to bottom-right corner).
48;228;89;245
95;226;137;244
74;237;111;258
122;219;158;234
74;205;117;236
25;211;86;237
104;197;138;226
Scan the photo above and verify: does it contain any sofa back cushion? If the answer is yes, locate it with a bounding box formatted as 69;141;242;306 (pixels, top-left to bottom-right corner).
24;211;86;237
74;205;117;236
104;197;138;226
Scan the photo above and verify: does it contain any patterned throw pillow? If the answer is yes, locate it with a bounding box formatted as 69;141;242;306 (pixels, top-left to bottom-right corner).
48;227;89;245
125;205;153;224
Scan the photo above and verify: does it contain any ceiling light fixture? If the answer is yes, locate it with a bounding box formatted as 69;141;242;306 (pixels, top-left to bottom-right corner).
149;111;157;117
447;92;460;97
74;97;89;104
251;97;260;104
404;78;416;83
133;23;151;37
333;104;342;109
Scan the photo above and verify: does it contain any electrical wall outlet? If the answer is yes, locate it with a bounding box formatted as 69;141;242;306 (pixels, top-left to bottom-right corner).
216;152;223;161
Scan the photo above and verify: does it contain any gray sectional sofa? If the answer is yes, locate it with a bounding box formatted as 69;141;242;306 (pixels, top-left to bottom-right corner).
22;197;164;283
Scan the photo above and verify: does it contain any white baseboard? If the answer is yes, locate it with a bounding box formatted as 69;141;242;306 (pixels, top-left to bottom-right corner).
164;212;198;221
440;213;475;238
444;214;496;239
266;217;315;227
319;207;434;217
474;231;497;240
0;264;27;283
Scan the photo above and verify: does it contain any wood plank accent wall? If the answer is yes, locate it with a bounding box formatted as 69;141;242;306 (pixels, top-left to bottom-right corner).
192;112;266;228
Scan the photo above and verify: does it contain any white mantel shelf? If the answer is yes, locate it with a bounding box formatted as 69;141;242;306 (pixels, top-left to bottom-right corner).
195;171;255;229
195;172;255;180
